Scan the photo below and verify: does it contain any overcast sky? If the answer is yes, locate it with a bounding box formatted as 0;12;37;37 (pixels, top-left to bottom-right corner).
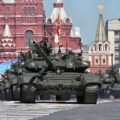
44;0;120;45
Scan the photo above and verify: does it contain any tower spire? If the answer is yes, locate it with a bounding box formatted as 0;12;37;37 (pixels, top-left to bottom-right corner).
95;3;107;42
50;0;67;23
98;3;104;14
3;24;11;37
1;24;15;47
56;0;62;3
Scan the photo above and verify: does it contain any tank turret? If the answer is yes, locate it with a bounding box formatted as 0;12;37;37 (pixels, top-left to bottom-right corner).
19;38;52;72
32;40;90;72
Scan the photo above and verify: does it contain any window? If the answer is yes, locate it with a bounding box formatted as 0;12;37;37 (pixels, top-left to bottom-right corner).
115;38;120;43
103;59;106;64
94;45;96;51
96;59;99;64
31;7;35;16
105;44;108;51
23;7;35;16
114;31;120;39
5;7;10;17
95;56;100;65
95;58;99;65
99;44;102;51
25;30;34;47
115;31;119;36
102;56;106;65
24;7;27;16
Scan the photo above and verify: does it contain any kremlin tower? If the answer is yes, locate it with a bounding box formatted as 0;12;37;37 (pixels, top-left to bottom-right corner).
89;3;112;73
45;0;81;53
0;24;16;62
0;0;46;62
0;0;82;62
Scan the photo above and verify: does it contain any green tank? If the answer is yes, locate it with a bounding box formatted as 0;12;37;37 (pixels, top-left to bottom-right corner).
0;61;24;101
19;39;101;104
0;37;52;101
99;67;120;98
0;51;34;101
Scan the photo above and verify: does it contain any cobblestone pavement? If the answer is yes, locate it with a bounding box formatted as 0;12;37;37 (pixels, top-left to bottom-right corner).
0;99;119;120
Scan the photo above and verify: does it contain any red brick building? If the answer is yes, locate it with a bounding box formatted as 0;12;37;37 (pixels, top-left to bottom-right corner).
89;3;112;73
0;0;81;62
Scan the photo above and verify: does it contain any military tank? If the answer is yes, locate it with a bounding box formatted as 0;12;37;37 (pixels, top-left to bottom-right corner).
0;61;23;101
0;37;54;101
99;67;120;98
11;38;53;101
19;39;101;104
0;51;34;101
0;53;48;101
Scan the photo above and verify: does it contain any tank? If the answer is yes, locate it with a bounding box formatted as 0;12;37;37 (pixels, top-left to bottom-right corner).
19;38;101;104
0;51;34;101
99;67;120;98
0;37;51;101
0;61;23;100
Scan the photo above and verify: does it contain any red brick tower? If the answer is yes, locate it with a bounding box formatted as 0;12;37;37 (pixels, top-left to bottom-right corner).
0;0;82;62
89;3;112;73
0;24;16;62
45;0;81;53
0;0;46;61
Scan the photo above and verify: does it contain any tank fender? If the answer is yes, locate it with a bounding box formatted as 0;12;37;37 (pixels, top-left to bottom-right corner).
19;75;40;87
80;73;101;88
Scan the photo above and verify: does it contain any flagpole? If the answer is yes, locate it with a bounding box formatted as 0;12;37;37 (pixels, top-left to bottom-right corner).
54;7;61;54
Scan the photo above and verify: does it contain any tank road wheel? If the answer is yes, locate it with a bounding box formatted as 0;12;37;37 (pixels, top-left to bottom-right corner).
84;91;98;104
83;86;98;104
0;90;5;100
0;91;3;100
11;85;20;101
40;95;50;100
77;95;84;104
4;88;12;100
56;95;61;101
20;84;36;103
56;95;70;101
